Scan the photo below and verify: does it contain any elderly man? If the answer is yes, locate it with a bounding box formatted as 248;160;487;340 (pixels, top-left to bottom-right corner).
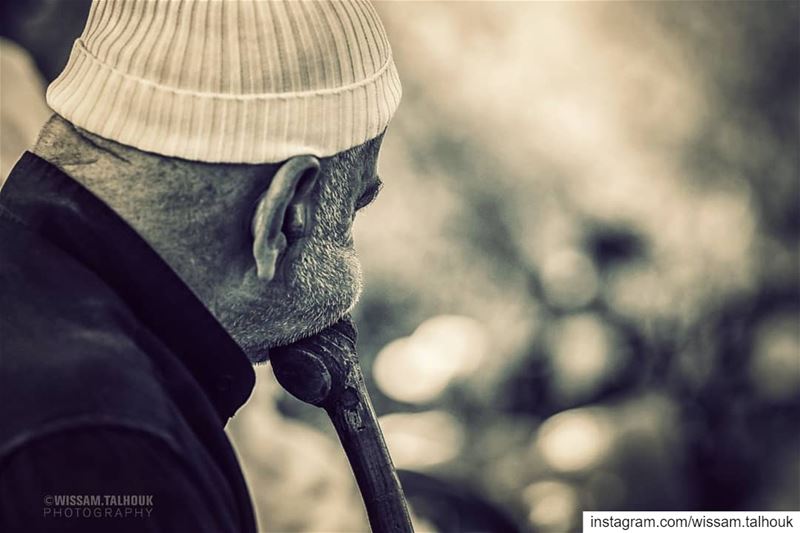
0;1;400;531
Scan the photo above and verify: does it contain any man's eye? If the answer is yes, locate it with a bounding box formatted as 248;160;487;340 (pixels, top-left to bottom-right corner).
355;179;383;211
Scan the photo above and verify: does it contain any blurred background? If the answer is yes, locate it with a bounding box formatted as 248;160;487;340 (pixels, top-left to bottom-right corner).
2;1;798;531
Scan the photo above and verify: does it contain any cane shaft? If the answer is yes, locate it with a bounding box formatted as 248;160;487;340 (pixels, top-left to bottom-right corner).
325;364;412;533
269;319;413;533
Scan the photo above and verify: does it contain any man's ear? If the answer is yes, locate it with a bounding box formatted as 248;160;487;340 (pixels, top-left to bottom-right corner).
251;155;320;281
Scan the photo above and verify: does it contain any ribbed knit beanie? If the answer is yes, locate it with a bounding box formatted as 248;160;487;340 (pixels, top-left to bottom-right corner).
46;0;402;164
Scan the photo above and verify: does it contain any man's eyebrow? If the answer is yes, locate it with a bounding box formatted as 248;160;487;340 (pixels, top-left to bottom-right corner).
355;175;384;210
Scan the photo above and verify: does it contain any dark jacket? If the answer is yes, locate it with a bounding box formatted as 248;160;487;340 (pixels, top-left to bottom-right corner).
0;152;257;532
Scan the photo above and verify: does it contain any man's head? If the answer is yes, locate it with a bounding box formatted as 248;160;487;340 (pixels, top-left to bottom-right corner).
36;0;400;361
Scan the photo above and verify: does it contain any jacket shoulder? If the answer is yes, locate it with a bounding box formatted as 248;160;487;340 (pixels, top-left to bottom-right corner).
0;218;179;459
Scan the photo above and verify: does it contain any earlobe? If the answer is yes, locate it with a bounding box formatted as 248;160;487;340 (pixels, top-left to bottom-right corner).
251;155;320;281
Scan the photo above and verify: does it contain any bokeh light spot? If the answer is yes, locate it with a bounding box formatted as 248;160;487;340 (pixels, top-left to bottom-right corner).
548;314;623;402
750;312;800;401
523;480;579;532
373;315;489;404
541;248;600;310
536;408;614;473
379;411;465;470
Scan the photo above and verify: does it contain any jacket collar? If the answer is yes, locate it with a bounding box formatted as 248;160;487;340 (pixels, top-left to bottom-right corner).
0;152;255;422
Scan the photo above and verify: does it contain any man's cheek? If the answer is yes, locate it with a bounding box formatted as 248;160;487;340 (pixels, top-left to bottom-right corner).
299;242;361;302
322;247;363;313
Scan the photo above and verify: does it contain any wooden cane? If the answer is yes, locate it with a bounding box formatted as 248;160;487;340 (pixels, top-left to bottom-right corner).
269;317;414;533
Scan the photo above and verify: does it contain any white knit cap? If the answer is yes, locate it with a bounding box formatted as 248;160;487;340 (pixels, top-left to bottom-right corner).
46;0;402;163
